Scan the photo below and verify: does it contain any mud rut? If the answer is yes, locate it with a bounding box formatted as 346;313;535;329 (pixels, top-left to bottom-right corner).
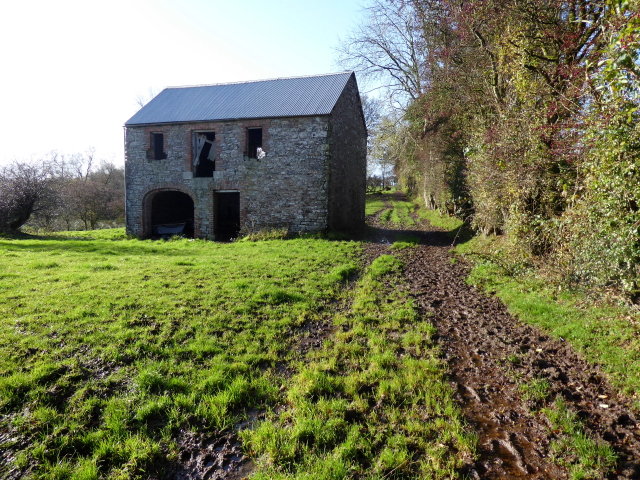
169;194;640;480
366;193;640;479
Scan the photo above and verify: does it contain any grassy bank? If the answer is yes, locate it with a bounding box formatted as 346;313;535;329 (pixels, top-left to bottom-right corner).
455;235;640;399
0;229;358;478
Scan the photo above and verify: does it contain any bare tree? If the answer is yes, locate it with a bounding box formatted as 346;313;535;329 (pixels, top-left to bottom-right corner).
361;93;383;133
135;87;158;108
29;152;125;231
70;161;125;229
338;0;443;106
0;162;56;232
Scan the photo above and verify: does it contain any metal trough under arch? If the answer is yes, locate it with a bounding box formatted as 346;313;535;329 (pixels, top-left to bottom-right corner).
143;189;195;238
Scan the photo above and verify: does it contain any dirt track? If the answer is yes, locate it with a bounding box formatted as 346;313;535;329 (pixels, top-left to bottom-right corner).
367;192;640;479
169;194;640;479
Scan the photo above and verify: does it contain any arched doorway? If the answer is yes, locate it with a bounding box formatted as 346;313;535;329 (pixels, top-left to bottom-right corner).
148;190;194;238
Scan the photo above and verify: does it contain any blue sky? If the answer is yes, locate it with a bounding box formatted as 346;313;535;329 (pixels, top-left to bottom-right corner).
0;0;369;166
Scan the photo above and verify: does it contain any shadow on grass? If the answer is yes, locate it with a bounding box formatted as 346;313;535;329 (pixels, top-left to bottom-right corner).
0;237;196;257
0;229;361;257
2;217;476;257
0;231;63;241
448;222;475;245
1;230;128;242
355;222;474;248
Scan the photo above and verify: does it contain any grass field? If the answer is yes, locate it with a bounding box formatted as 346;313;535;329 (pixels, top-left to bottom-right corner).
0;230;358;478
0;228;473;479
244;254;475;479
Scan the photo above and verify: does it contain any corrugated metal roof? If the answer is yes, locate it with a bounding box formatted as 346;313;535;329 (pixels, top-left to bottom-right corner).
125;71;354;126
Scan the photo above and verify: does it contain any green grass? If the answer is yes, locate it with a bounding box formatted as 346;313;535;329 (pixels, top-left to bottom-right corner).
455;236;640;397
390;240;418;250
364;196;386;216
365;194;417;228
418;209;464;233
0;229;360;479
388;200;417;227
366;192;466;234
518;378;551;403
543;397;617;479
242;254;476;479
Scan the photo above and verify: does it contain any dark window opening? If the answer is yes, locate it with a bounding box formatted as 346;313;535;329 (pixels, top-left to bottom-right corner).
215;192;240;241
193;132;215;177
150;191;194;238
150;133;166;160
247;128;262;159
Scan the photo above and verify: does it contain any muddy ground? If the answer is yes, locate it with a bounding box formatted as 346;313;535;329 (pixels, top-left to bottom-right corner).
173;193;640;479
367;192;640;479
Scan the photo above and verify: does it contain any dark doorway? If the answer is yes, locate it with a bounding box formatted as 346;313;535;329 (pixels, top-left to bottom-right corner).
151;191;194;238
215;192;240;241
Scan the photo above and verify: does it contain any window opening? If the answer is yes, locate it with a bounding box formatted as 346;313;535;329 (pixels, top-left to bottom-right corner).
150;133;166;160
193;132;215;177
247;128;262;159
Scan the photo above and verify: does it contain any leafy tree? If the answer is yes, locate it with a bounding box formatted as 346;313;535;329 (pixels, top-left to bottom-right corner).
562;0;640;298
343;0;640;299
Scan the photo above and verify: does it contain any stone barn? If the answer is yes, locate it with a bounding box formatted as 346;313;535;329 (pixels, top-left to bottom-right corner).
124;71;367;240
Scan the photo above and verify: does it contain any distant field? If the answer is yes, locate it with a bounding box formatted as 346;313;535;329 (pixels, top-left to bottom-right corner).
0;230;358;478
365;193;416;226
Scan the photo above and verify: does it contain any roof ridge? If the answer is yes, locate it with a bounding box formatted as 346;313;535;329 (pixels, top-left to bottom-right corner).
165;71;353;90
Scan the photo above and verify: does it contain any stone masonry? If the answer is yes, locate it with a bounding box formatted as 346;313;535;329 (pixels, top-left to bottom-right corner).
125;73;367;240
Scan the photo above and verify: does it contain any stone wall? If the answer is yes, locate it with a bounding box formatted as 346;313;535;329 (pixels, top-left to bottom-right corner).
327;75;367;231
125;116;331;239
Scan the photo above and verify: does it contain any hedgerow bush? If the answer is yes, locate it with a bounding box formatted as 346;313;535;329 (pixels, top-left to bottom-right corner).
388;0;639;300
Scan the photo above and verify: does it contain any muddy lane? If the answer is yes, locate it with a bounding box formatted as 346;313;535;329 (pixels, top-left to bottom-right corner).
400;236;640;479
403;242;565;479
